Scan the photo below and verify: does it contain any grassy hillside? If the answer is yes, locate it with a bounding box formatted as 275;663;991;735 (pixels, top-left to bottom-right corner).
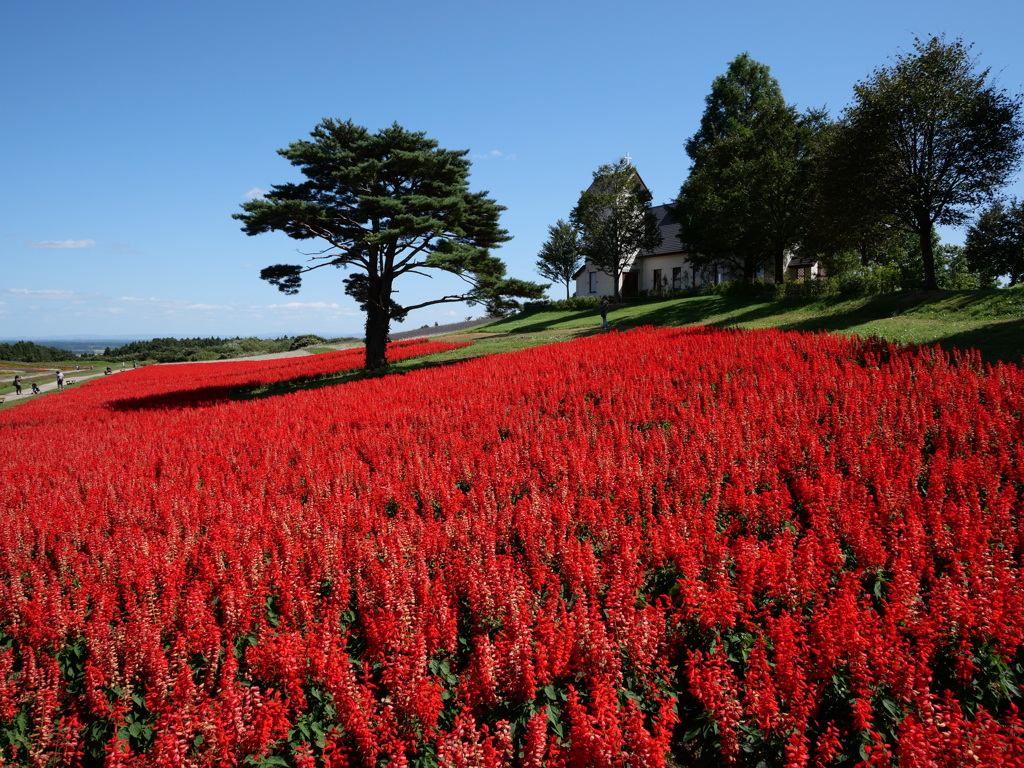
476;288;1024;366
4;289;1022;408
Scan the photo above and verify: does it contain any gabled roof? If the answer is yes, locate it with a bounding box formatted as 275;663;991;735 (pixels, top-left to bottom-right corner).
571;203;687;280
644;204;686;256
786;255;818;268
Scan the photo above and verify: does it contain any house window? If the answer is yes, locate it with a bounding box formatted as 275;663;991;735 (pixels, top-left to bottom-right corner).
652;269;662;294
589;271;597;293
672;267;682;290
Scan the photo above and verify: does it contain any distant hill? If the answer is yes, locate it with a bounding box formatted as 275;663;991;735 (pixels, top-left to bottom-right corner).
0;340;81;362
389;318;496;340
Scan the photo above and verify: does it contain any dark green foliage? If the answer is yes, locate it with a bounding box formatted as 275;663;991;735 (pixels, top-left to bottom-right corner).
966;199;1024;286
0;340;78;362
671;53;823;285
288;334;328;350
235;119;546;369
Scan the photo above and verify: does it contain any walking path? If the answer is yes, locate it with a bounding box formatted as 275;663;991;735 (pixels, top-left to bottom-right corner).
2;367;116;402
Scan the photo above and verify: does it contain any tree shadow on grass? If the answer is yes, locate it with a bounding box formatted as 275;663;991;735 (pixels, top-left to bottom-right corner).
763;301;1023;365
486;309;600;335
765;297;908;334
701;294;914;331
928;318;1024;366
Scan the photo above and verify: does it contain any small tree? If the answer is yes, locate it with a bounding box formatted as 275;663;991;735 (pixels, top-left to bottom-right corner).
535;220;583;299
570;158;661;301
831;36;1024;290
235;119;546;369
965;199;1024;286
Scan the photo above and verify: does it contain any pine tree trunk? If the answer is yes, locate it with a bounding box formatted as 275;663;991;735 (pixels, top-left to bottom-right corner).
364;302;391;370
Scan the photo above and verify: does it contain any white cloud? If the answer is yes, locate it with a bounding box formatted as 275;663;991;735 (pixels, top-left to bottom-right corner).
24;239;97;249
2;289;367;338
243;187;268;200
472;149;515;161
267;301;344;310
5;288;81;299
184;303;232;311
264;301;361;317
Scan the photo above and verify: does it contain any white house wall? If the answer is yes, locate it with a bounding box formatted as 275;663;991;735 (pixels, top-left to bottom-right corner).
638;254;703;293
574;253;709;298
575;265;619;297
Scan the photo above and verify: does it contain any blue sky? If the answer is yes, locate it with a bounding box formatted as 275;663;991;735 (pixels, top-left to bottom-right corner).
3;0;1023;340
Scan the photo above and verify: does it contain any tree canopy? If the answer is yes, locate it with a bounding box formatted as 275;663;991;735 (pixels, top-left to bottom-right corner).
0;341;77;363
671;53;822;284
235;119;545;369
965;199;1024;286
823;36;1024;290
570;158;661;301
535;220;583;300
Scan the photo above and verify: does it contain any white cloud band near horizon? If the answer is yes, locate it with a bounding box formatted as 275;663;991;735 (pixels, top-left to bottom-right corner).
5;288;88;299
1;287;465;339
24;239;97;249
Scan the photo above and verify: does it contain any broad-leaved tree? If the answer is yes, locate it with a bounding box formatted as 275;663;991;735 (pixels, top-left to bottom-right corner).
827;37;1023;290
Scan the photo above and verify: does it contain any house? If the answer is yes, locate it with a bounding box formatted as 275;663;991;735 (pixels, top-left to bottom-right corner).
785;255;825;282
572;167;823;298
573;201;722;298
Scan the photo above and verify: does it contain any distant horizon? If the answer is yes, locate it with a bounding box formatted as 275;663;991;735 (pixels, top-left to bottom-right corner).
1;332;360;343
0;315;487;347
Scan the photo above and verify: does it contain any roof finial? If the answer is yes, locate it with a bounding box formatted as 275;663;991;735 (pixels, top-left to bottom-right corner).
624;152;633;165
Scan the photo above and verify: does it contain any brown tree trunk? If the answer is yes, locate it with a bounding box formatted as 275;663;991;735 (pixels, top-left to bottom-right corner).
918;221;939;291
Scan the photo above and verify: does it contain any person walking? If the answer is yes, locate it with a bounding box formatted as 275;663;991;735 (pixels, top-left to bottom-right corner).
600;297;610;329
56;370;64;392
13;375;22;395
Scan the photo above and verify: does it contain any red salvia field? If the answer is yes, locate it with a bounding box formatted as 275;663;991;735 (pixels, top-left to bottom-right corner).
2;327;1024;767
